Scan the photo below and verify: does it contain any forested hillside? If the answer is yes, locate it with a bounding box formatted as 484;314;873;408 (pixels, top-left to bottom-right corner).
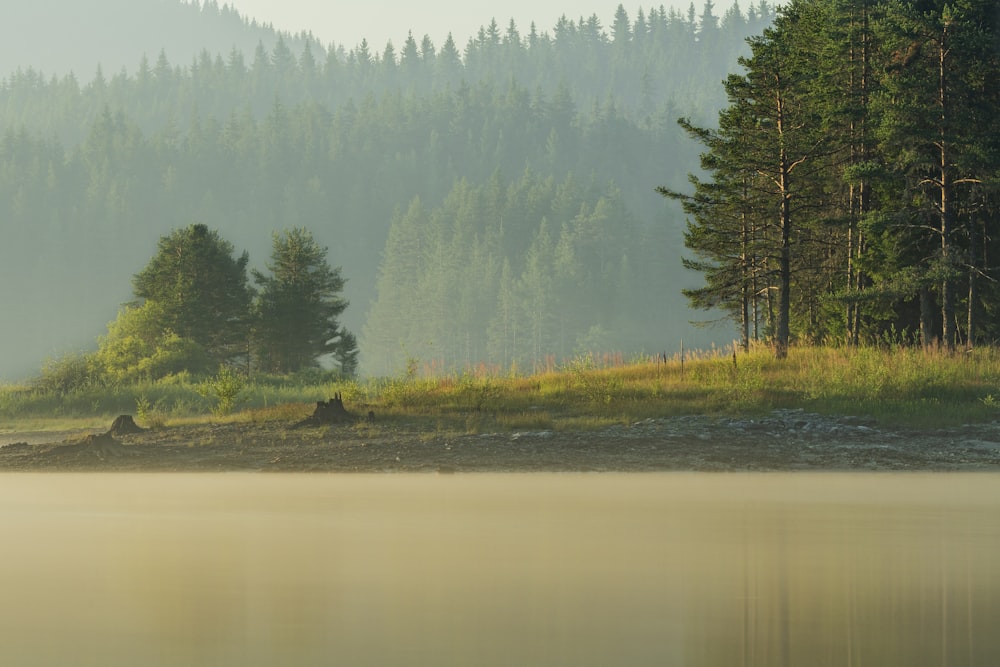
0;0;312;83
0;1;777;379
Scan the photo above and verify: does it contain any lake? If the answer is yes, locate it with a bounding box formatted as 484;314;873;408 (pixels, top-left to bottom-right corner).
1;473;998;666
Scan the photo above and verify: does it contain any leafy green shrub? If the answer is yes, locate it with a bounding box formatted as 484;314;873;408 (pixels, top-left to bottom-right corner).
197;366;248;416
456;372;501;412
34;353;101;394
95;302;213;384
564;353;623;404
135;394;167;429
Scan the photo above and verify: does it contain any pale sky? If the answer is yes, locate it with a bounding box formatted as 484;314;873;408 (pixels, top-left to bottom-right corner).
223;1;694;50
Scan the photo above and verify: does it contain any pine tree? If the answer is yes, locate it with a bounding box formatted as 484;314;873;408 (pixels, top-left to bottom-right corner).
132;223;252;365
875;0;1000;349
252;227;355;374
667;0;829;357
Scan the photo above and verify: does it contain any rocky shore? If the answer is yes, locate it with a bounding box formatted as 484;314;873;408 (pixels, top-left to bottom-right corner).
3;409;1000;472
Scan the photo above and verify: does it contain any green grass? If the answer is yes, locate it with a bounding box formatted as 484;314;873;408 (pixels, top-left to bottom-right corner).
3;345;1000;431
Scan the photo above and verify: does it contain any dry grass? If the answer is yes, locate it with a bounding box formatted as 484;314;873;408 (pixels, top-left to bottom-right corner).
364;345;1000;429
4;345;1000;431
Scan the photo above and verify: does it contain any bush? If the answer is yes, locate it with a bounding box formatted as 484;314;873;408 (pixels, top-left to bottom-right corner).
34;353;101;394
197;366;248;416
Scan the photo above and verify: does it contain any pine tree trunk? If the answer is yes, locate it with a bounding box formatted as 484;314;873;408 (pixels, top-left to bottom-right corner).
938;28;957;352
740;205;752;352
967;217;980;350
920;285;936;349
775;159;792;360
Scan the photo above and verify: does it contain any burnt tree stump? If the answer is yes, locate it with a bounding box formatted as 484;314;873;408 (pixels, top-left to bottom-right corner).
108;414;146;436
293;392;357;428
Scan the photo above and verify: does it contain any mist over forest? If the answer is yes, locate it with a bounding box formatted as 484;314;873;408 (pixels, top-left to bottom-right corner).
0;0;776;380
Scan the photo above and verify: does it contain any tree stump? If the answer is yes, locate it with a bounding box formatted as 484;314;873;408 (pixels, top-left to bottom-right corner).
108;414;146;436
81;433;128;458
293;392;356;428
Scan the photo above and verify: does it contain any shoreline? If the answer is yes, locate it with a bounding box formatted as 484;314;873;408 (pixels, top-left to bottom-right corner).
3;410;999;472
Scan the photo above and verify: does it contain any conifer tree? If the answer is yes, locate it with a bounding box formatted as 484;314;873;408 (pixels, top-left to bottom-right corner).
668;0;829;357
252;227;355;374
661;110;768;351
875;0;1000;349
132;223;252;366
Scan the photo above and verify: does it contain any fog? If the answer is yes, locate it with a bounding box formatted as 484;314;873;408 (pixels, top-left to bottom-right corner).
0;1;303;81
2;473;998;665
0;0;765;380
224;0;698;52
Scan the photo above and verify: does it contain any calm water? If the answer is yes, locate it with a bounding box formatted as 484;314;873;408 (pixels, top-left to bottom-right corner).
1;473;998;667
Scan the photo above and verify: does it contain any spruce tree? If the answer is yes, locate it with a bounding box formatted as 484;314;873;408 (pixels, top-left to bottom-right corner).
661;110;769;351
132;223;252;366
252;227;355;375
875;0;999;349
667;0;829;357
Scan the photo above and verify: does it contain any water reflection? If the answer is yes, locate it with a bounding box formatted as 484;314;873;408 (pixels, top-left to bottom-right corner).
0;473;997;666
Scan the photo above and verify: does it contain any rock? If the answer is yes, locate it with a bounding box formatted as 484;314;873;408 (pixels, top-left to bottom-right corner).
960;439;1000;453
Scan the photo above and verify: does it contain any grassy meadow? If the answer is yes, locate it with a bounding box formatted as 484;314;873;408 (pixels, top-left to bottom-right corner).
3;345;1000;435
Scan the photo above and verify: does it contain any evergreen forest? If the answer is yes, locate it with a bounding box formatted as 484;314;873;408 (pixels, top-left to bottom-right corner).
0;0;777;379
664;0;1000;356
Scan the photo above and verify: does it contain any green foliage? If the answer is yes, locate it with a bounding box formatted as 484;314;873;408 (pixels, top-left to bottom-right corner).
455;372;501;413
197;366;249;417
252;228;356;375
33;353;99;395
377;359;432;409
560;353;625;405
361;172;663;375
134;394;167;429
666;0;1000;355
7;345;1000;430
0;2;778;380
95;302;213;382
132;223;252;365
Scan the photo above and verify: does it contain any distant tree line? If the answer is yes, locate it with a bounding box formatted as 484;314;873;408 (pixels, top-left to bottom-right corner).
0;3;776;379
0;3;776;145
0;0;317;85
663;0;1000;355
363;172;666;374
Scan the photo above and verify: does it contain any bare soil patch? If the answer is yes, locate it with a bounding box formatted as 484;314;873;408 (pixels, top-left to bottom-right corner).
3;410;1000;472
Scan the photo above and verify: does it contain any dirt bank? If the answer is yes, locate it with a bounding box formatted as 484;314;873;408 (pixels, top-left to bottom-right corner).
3;410;1000;472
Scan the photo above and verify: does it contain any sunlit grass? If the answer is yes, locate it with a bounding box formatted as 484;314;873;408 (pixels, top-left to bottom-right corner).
4;345;1000;431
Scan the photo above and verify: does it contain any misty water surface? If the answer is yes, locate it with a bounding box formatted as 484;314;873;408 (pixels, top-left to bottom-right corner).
1;473;998;666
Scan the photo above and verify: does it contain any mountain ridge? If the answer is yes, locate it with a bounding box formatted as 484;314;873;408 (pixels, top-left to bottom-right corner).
1;0;321;81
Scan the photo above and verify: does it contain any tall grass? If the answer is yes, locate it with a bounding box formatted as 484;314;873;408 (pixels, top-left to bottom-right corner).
3;346;1000;430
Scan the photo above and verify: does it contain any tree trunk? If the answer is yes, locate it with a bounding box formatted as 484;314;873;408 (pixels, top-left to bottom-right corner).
920;285;936;349
938;27;957;352
844;1;872;346
740;203;752;353
967;217;980;350
775;162;792;360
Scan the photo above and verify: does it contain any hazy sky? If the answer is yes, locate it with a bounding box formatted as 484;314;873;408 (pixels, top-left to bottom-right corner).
224;1;694;50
